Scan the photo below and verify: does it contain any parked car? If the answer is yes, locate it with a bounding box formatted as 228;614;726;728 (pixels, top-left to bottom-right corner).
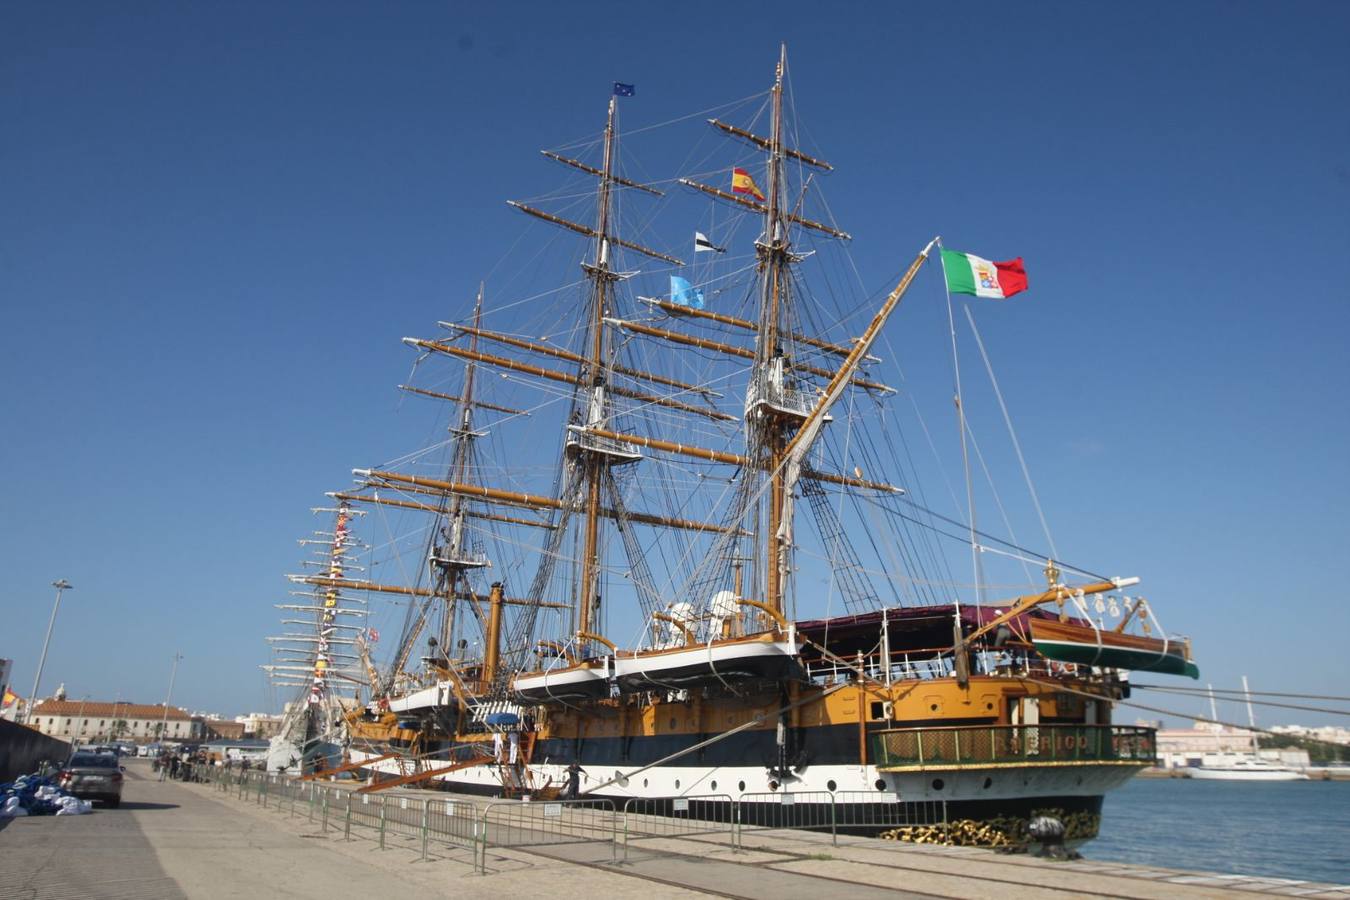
58;751;124;807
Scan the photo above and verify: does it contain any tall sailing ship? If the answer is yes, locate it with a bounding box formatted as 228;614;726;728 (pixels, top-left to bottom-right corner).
277;49;1199;846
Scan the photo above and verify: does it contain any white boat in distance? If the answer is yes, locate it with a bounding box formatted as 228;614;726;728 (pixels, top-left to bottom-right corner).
1189;754;1309;781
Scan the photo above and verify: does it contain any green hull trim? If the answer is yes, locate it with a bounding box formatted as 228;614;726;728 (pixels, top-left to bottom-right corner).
1033;639;1200;679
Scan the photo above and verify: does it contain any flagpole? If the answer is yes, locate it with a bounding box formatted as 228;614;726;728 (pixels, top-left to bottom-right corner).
938;241;981;681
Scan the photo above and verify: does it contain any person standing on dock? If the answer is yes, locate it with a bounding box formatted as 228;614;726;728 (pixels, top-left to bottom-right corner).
565;760;586;799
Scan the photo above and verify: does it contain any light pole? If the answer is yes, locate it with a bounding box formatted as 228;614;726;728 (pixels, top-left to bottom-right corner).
25;579;72;724
159;652;182;743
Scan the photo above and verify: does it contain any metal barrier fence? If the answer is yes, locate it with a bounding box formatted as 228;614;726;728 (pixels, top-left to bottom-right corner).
739;791;948;846
200;767;483;861
619;794;736;859
477;798;617;873
831;792;947;836
198;767;950;867
739;791;836;835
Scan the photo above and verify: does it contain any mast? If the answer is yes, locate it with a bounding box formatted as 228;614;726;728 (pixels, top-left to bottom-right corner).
1242;674;1258;753
755;45;791;618
575;95;620;645
439;286;485;653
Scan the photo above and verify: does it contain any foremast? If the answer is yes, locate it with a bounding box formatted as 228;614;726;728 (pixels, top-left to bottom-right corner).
431;287;492;672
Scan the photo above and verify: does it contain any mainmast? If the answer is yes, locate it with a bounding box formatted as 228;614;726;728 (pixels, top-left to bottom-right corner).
576;96;620;645
753;45;793;618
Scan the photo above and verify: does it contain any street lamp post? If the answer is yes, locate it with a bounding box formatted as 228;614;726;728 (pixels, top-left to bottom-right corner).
25;579;72;724
159;652;182;743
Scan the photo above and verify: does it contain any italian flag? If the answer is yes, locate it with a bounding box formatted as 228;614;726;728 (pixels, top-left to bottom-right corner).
940;249;1028;299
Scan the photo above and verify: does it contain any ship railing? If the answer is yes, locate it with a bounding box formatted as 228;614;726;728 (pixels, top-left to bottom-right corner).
745;373;817;419
871;724;1158;770
802;648;1087;686
476;797;618;874
565;426;643;462
620;794;736;859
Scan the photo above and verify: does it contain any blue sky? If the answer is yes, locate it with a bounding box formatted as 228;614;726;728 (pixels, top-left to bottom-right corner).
3;2;1347;728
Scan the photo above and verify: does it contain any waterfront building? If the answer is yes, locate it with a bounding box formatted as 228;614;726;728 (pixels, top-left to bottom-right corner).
29;699;205;744
1269;724;1350;746
233;712;284;738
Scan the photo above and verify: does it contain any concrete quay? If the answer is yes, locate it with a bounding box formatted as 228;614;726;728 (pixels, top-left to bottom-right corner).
2;759;1347;899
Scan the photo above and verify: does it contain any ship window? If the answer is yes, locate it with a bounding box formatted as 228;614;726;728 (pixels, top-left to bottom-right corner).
668;717;677;730
929;703;938;712
710;781;717;791
768;780;779;791
874;779;887;791
642;778;648;788
869;702;885;719
983;777;993;789
826;780;837;792
738;781;745;792
931;778;945;791
674;779;681;789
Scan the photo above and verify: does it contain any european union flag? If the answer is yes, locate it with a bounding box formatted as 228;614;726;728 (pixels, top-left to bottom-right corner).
613;82;635;97
670;275;705;310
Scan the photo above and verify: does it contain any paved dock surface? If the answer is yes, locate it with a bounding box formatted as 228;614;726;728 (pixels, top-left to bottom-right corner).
2;760;1347;899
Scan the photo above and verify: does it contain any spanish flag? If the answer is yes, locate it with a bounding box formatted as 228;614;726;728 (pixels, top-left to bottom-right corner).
2;688;19;709
732;167;765;202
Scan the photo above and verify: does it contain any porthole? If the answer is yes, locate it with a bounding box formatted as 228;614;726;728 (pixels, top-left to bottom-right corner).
643;778;648;788
710;780;717;791
983;777;993;790
826;780;837;792
738;780;746;792
874;779;887;791
674;779;681;789
985;702;994;711
931;778;945;791
929;703;938;712
768;780;779;791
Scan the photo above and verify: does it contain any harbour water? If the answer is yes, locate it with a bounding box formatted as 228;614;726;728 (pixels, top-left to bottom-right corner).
1090;776;1350;885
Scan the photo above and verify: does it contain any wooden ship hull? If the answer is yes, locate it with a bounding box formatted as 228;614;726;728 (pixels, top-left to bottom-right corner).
343;603;1161;846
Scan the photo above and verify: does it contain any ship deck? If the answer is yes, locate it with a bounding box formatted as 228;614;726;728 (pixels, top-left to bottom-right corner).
7;758;1342;899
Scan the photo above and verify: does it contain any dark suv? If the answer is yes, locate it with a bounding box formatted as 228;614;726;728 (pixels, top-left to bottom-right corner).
58;751;124;807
